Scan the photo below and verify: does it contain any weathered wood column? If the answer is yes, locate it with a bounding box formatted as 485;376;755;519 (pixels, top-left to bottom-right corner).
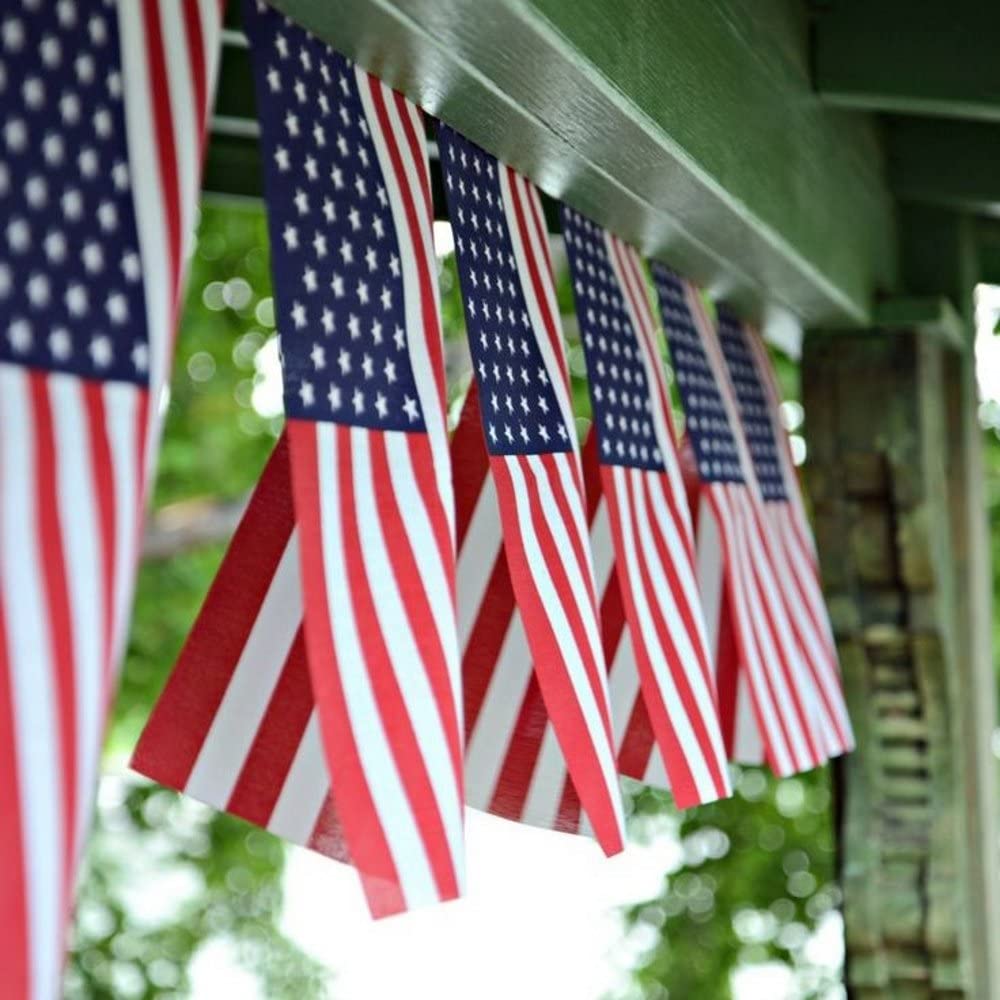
803;300;1000;998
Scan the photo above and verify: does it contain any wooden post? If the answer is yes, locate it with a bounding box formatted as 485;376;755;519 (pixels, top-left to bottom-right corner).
802;300;1000;998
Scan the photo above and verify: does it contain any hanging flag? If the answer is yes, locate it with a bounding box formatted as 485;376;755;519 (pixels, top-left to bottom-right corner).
558;206;730;808
648;265;826;777
0;1;222;996
715;309;853;757
240;2;464;916
438;125;625;853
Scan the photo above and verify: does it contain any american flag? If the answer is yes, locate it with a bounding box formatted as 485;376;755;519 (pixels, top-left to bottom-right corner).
0;1;221;995
715;310;853;758
649;264;826;776
240;2;463;916
559;207;730;807
438;125;625;853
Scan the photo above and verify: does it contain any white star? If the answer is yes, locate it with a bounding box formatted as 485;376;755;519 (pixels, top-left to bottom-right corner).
337;348;351;374
93;107;112;138
352;388;364;414
331;273;344;298
294;188;309;214
310;343;326;369
24;273;48;308
266;66;281;92
4;118;27;153
356;280;369;304
44;230;66;263
60;92;81;125
2;17;25;52
361;354;373;379
97;201;118;232
40;34;61;67
312;231;327;258
112;162;129;191
0;263;9;298
283;224;299;250
22;77;44;109
62;189;83;221
389;254;400;277
304;156;318;180
313;123;325;147
89;334;113;368
42;133;65;165
291;301;307;328
132;342;149;373
274;146;290;171
403;395;419;422
75;53;95;84
284;111;300;137
348;207;361;231
8;318;32;353
364;246;377;271
394;326;405;350
327;384;342;410
24;175;46;208
330;165;344;189
322;198;336;222
121;251;141;282
298;380;315;406
339;238;353;264
383;359;397;383
106;292;128;324
66;283;88;316
370;319;382;344
49;328;71;361
302;266;317;292
375;393;388;418
79;148;99;179
88;14;107;45
321;308;334;334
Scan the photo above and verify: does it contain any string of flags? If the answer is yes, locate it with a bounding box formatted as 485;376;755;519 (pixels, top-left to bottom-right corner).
0;0;852;994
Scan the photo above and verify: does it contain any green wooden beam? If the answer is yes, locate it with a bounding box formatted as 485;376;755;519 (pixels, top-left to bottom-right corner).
226;0;897;326
813;0;1000;123
888;118;1000;218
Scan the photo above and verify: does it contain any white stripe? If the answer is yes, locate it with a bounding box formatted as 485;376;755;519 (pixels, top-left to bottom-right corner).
616;469;717;799
463;614;534;811
498;169;576;439
199;0;224;105
0;366;62;1000
732;670;765;764
351;430;465;888
608;631;641;752
588;496;617;594
117;2;171;414
316;424;437;906
505;456;624;831
382;432;464;793
47;376;104;859
542;456;606;694
186;534;302;804
267;711;332;847
357;73;454;538
521;726;570;830
695;495;725;664
455;472;503;647
157;0;198;265
102;383;142;669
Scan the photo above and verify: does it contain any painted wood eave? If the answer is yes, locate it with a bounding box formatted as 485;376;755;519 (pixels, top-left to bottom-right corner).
240;0;897;327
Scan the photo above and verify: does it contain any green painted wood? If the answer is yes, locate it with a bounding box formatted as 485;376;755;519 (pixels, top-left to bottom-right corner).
257;0;896;326
873;297;965;351
888;118;1000;217
814;0;1000;123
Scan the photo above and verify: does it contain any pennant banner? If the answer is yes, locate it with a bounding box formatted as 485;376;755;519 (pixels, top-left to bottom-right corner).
649;265;826;776
241;1;464;915
0;0;222;995
437;125;625;854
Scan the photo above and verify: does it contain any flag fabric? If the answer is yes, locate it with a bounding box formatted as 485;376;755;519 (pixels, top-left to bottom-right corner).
558;207;730;808
239;1;464;917
0;0;222;995
714;310;853;758
437;125;625;853
649;264;827;777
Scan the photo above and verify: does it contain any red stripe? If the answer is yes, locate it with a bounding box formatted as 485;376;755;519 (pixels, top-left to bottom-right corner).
504;170;570;400
0;596;29;998
225;628;313;826
369;433;463;788
714;572;741;758
490;454;623;855
286;422;405;917
29;374;76;902
533;455;613;743
604;471;698;806
82;384;117;671
367;80;448;421
618;696;657;783
142;0;182;304
306;794;350;863
334;425;458;900
452;384;491;550
131;434;296;788
487;675;549;822
553;776;582;834
181;0;208;140
580;428;604;521
405;432;457;607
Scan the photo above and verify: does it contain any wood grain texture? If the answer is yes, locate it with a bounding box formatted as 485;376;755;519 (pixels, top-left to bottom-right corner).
260;0;896;325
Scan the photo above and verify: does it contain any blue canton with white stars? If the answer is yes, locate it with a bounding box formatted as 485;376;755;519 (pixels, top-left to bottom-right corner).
438;125;571;456
560;207;662;471
716;306;787;501
0;0;149;385
245;1;425;431
649;263;743;485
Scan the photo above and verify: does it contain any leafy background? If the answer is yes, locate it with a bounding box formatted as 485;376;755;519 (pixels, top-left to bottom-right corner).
65;198;998;998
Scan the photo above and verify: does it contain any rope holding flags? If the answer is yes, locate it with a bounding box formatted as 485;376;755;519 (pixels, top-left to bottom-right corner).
0;0;223;996
1;0;854;987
